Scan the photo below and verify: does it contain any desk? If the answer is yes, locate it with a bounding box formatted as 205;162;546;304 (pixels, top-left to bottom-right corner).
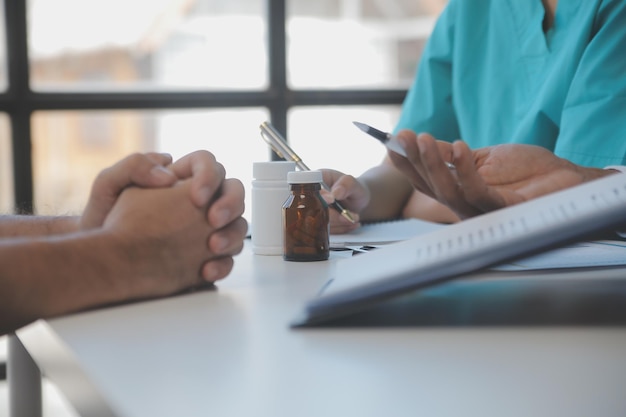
11;241;626;417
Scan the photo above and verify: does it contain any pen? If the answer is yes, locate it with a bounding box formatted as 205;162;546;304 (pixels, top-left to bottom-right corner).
353;121;457;171
259;121;356;223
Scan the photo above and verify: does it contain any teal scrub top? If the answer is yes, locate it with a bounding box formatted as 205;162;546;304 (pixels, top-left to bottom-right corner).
395;0;626;167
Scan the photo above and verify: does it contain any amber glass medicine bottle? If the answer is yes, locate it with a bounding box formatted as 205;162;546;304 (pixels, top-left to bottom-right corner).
282;170;330;261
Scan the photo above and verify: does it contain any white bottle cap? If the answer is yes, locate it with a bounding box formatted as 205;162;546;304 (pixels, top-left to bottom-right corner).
253;161;296;180
287;170;323;184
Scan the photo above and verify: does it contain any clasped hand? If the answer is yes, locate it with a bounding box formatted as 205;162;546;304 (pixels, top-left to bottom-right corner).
81;151;247;292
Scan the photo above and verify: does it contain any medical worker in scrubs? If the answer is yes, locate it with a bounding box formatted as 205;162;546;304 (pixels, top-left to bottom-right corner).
323;0;626;230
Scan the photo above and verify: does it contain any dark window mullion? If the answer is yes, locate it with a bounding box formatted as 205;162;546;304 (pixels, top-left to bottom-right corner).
292;89;407;106
0;91;276;112
0;87;406;112
5;0;33;213
267;0;288;160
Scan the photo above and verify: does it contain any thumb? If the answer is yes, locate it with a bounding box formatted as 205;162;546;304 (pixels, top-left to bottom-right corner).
81;153;176;229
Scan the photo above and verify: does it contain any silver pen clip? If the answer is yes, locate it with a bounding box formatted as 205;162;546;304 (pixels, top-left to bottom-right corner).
259;121;310;171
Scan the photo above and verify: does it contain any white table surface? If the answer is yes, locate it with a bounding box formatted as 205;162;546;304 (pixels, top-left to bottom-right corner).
15;241;626;417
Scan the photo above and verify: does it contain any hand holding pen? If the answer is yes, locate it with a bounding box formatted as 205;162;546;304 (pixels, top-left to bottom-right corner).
355;122;606;221
259;122;356;223
353;122;456;170
354;122;473;221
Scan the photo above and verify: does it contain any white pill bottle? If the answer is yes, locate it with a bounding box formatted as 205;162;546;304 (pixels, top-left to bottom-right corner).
251;161;296;255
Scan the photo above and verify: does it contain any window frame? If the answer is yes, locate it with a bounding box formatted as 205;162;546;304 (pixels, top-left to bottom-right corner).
2;0;406;213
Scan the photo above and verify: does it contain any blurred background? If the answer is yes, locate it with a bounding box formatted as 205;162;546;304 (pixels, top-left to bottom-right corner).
0;0;447;220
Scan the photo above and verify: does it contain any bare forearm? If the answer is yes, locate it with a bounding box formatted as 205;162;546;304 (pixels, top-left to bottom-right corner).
0;231;129;335
0;215;79;238
357;159;414;221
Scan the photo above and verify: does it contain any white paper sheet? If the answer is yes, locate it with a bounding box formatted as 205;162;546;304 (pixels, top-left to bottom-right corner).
330;218;444;247
493;240;626;271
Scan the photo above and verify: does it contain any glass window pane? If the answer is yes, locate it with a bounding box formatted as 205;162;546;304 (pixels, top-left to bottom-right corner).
288;105;402;177
287;0;447;89
0;113;13;212
32;109;269;222
28;0;267;91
